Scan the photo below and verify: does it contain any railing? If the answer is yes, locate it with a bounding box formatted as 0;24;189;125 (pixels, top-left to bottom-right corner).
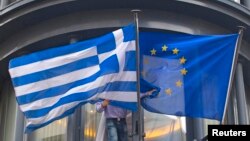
0;0;36;15
0;0;250;15
1;0;20;9
0;0;248;10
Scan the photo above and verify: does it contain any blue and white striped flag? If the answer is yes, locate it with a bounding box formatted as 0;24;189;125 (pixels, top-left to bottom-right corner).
9;24;137;133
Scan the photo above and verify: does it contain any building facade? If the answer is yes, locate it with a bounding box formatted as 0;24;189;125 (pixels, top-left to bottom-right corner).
0;0;250;141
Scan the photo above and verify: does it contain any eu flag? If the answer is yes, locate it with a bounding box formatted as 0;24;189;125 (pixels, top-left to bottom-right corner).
140;32;238;121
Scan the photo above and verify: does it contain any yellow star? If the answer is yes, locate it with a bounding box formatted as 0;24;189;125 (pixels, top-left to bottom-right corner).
181;68;188;75
144;59;149;64
150;48;156;55
179;56;187;64
165;88;172;95
162;45;168;52
176;80;183;87
172;48;179;55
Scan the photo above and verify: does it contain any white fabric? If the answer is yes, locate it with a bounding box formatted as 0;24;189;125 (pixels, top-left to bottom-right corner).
9;47;97;78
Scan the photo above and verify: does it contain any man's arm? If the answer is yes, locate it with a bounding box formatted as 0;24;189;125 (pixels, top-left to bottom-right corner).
140;89;157;98
96;99;109;112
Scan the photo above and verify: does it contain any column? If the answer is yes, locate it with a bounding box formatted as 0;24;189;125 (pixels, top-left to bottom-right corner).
14;108;25;141
185;118;194;141
235;63;249;124
1;0;9;9
193;119;205;141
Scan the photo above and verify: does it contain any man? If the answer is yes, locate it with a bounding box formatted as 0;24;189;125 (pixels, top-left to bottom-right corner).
96;99;128;141
96;89;156;141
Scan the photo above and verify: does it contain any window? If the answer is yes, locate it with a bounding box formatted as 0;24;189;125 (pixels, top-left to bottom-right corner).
144;110;186;141
0;81;18;141
27;118;68;141
82;104;103;141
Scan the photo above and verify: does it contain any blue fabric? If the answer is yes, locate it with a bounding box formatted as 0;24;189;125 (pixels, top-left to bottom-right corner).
12;56;99;86
140;32;238;121
24;82;137;118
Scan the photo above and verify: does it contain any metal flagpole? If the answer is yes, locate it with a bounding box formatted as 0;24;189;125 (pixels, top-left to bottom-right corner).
131;9;143;141
221;26;246;124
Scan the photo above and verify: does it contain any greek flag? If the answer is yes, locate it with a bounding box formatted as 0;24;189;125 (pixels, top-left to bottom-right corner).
9;24;137;133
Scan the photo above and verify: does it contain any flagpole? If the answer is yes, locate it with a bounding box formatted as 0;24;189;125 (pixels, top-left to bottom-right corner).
131;9;143;141
221;26;245;124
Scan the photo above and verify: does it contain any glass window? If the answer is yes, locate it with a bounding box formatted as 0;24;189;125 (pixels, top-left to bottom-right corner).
27;118;68;141
82;103;102;141
0;81;18;141
82;103;135;141
81;103;186;141
203;119;219;136
144;110;186;141
233;0;241;4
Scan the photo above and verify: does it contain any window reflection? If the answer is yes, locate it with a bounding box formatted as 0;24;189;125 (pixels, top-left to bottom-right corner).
27;118;68;141
232;0;241;4
83;104;134;141
144;110;186;141
82;104;186;141
83;104;102;141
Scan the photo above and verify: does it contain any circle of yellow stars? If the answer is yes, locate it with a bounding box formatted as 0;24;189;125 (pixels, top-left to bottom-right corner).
149;44;188;96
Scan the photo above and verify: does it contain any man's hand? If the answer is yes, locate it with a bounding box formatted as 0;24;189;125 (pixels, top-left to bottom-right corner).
146;89;157;96
101;99;109;108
